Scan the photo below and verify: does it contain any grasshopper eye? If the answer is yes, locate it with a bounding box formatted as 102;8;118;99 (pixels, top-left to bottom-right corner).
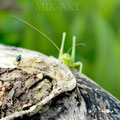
16;55;21;62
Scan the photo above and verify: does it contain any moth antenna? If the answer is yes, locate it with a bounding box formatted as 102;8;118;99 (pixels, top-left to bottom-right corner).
66;43;86;55
13;15;60;52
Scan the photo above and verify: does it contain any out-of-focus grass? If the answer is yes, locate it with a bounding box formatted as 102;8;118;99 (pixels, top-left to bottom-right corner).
0;0;120;99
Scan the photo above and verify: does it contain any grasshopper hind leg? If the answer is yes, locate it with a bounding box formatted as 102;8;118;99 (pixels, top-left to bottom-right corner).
58;32;66;59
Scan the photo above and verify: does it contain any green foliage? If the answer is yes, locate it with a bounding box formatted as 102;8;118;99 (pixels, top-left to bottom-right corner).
0;0;120;99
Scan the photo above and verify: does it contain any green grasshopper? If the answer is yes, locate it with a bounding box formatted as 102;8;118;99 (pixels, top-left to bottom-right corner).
58;32;83;75
13;15;84;76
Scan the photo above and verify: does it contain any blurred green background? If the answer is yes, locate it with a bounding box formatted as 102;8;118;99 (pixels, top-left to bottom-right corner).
0;0;120;100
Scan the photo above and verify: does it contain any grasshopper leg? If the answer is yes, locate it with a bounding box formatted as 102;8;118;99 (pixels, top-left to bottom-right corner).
73;61;83;76
58;32;66;59
71;36;76;63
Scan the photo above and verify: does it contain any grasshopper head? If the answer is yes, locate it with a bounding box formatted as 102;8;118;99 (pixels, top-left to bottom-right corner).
59;53;71;66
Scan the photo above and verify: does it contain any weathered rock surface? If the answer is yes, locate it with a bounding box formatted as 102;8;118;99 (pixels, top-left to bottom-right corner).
0;44;120;120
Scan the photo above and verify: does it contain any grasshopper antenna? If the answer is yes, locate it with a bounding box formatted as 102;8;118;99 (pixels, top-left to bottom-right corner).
67;43;86;55
13;15;60;52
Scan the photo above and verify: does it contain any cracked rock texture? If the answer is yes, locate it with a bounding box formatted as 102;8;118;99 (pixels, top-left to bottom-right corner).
0;44;120;120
